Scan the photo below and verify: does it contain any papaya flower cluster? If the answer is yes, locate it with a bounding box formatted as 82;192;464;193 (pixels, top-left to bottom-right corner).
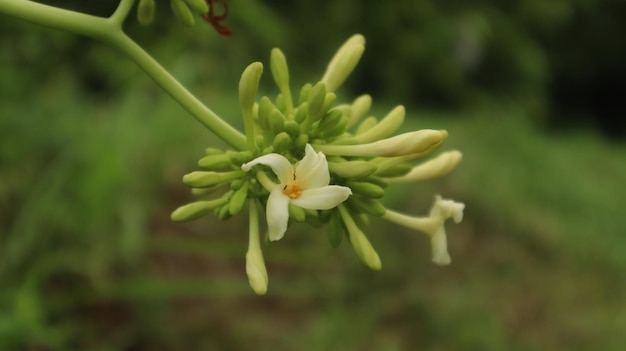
171;34;465;295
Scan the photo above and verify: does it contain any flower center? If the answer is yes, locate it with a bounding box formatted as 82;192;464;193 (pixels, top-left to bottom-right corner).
283;183;303;199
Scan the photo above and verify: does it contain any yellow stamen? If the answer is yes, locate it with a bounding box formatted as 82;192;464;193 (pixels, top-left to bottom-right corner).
283;183;303;199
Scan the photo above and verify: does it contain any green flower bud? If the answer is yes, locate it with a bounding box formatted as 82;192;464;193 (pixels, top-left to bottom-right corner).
255;134;267;150
284;119;300;138
272;132;292;152
227;150;253;165
246;202;268;295
374;163;412;177
346;180;385;198
216;203;232;221
327;213;344;248
332;104;352;122
352;105;405;143
322;34;366;92
257;96;274;133
191;186;220;196
205;147;224;155
354;212;370;228
318;109;343;132
170;0;194;26
298;83;312;105
348;195;386;217
288;203;306;222
304;209;322;227
355;116;378;135
307;82;327;124
271;48;290;89
270;48;293;112
183;0;209;15
182;170;244;188
275;93;287;113
338;205;381;270
197;153;232;169
239;63;264;152
364;176;388;188
294;134;309;149
294;103;308;123
230;178;244;190
328;160;377;178
171;196;229;222
321;92;337;116
347;94;372;128
314;130;448;157
321;114;348;139
229;182;250;215
387;150;463;183
239;62;264;113
137;0;156;25
268;108;285;134
246;248;268;295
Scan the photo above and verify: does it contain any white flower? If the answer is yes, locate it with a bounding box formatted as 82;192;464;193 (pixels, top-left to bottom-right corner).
242;144;352;241
383;195;465;265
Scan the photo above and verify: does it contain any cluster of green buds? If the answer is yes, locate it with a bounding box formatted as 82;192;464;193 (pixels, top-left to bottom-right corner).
171;34;465;295
137;0;231;36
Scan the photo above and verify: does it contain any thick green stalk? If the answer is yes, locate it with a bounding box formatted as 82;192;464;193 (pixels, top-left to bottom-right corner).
0;0;247;150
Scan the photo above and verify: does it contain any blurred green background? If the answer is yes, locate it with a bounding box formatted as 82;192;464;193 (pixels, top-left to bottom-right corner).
1;0;625;350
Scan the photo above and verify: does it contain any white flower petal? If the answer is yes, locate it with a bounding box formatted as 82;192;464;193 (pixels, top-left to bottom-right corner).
242;153;294;185
431;195;465;223
294;144;319;175
291;185;352;210
295;145;330;189
430;228;451;265
266;187;291;241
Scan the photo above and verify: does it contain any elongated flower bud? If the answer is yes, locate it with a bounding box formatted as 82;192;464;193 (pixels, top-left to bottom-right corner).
314;130;447;157
327;213;344;248
171;196;230;222
182;170;244;188
347;94;372;128
354;116;378;135
183;0;209;14
307;82;327;124
387;150;463;183
346;180;385;198
240;62;264;152
288;203;306;222
328;160;377;178
229;182;250;215
270;48;293;112
338;205;381;270
239;62;263;112
170;0;194;26
322;34;366;92
272;132;292;152
246;202;268;295
347;195;386;217
197;153;232;169
350;105;405;143
137;0;156;25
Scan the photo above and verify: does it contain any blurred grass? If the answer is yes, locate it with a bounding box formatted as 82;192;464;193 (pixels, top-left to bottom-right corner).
1;8;626;351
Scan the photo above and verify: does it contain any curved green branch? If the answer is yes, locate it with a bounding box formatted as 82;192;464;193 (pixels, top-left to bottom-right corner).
0;0;247;150
110;0;137;26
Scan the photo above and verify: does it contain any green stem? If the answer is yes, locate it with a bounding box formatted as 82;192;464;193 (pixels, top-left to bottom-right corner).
0;0;247;150
110;0;136;27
